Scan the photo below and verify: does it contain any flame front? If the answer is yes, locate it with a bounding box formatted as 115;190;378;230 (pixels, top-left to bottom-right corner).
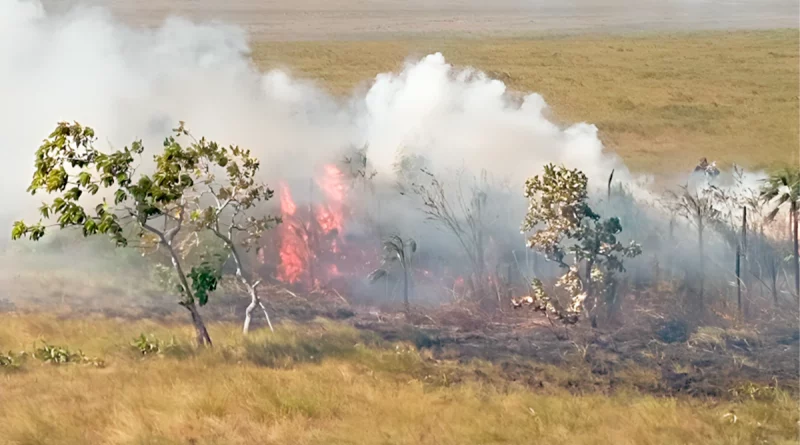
276;181;306;284
275;165;348;287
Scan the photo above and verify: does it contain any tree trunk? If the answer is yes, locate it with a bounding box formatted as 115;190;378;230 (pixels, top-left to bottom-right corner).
698;224;705;315
772;267;779;306
403;265;410;313
736;243;741;315
184;301;212;346
793;203;799;298
164;240;213;346
243;297;257;335
741;206;748;318
242;287;274;335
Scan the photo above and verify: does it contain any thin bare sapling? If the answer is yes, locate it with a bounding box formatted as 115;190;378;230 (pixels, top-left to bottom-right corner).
189;135;281;335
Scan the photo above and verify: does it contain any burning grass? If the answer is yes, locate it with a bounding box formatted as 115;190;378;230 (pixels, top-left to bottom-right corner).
0;313;797;445
252;29;798;174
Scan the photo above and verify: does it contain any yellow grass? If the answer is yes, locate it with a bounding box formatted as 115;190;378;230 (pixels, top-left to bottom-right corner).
0;314;797;445
252;29;799;174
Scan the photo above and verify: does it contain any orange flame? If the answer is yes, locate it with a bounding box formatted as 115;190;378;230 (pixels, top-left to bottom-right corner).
315;164;345;235
275;166;350;286
276;182;306;283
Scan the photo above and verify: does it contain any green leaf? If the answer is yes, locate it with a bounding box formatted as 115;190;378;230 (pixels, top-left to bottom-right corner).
188;263;221;307
11;221;27;240
78;171;92;186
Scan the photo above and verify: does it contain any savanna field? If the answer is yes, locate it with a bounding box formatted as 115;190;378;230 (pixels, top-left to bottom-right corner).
1;6;799;443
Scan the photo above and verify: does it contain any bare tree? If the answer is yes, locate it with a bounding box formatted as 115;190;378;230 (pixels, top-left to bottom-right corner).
193;143;281;335
668;185;720;315
411;168;491;303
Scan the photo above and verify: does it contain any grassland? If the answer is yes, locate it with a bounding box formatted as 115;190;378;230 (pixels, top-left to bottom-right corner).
252;29;799;174
0;314;797;445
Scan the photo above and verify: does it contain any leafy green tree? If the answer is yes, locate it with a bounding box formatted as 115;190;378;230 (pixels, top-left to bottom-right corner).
11;122;248;346
761;168;800;298
190;138;281;335
368;235;417;313
513;164;641;325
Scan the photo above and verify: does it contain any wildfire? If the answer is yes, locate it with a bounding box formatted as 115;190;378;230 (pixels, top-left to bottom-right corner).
276;181;306;284
315;164;345;235
279;182;297;216
274;165;349;287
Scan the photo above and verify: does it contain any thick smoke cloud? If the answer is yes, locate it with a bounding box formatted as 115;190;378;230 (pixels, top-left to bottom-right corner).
2;0;789;312
0;0;627;230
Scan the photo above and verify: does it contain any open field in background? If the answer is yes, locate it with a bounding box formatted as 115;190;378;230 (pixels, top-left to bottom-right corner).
252;29;799;174
0;314;797;445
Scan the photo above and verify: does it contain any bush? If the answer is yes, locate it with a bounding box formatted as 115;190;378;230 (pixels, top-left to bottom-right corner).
656;319;690;343
34;342;104;367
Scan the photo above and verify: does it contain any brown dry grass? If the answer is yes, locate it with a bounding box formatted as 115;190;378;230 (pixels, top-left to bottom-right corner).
252;29;799;174
0;314;797;445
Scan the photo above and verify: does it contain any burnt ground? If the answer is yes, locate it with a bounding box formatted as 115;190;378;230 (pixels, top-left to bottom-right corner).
3;286;798;400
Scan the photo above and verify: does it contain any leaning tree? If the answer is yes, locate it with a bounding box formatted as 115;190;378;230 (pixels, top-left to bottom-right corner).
12;122;278;345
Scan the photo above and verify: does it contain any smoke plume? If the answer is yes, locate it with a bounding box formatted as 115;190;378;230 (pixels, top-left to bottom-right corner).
3;0;785;311
0;0;628;226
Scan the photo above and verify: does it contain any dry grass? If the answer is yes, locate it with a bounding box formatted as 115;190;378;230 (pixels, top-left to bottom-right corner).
252;29;799;174
0;314;797;445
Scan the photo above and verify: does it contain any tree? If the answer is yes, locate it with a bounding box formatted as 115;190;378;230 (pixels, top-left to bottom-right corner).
190;136;281;335
368;235;417;313
513;164;641;325
411;169;491;304
11;122;257;346
668;185;720;315
761;168;800;299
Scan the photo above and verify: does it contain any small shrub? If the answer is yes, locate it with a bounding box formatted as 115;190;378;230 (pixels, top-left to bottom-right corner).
131;334;195;359
34;342;104;367
0;351;22;370
689;327;761;351
689;326;726;350
729;380;790;402
656;319;690;343
131;334;162;356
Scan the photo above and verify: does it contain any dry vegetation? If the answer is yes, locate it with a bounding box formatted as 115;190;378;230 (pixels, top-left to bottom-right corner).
3;28;799;444
0;314;797;445
252;29;799;173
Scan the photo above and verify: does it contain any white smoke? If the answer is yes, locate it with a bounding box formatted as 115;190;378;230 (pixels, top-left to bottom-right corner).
0;0;630;230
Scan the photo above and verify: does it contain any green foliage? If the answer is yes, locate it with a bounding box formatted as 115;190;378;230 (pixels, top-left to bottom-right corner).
11;121;281;318
515;164;642;324
188;261;222;307
0;351;20;369
34;342;104;367
131;334;162;356
189;139;281;252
